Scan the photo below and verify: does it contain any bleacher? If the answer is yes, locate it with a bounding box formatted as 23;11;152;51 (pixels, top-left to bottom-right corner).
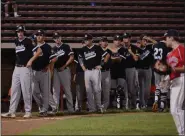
1;0;185;45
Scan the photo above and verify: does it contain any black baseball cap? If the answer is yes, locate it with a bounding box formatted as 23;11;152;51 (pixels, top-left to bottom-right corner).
100;36;108;42
84;34;93;40
162;29;179;39
114;34;122;41
122;32;131;38
53;32;61;39
36;29;45;36
16;25;26;32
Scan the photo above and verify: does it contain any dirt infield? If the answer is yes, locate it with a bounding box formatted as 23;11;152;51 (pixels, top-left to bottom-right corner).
1;115;80;135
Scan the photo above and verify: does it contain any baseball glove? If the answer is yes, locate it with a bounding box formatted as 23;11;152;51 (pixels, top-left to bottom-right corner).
152;101;158;112
154;60;169;73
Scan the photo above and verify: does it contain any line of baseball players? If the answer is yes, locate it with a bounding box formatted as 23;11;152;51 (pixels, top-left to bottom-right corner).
1;26;184;136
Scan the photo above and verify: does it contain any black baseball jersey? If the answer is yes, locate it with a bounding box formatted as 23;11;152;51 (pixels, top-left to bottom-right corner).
74;49;83;73
80;45;104;69
153;41;172;74
110;50;126;79
50;43;74;69
153;41;172;64
101;48;112;71
32;43;51;71
136;45;154;69
14;37;33;66
119;44;139;68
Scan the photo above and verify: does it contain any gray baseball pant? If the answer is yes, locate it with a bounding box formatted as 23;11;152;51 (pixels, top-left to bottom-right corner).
52;68;74;112
137;68;152;107
9;66;32;114
111;78;128;108
125;67;137;108
75;72;86;110
85;69;102;112
101;71;111;110
32;70;56;112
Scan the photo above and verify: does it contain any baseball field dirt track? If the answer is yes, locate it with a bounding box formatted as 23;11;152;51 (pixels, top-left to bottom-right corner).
1;111;178;135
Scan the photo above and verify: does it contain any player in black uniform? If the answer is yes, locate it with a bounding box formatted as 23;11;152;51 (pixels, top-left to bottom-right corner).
73;42;86;112
2;25;33;118
122;32;139;109
110;34;128;109
152;40;172;112
135;35;155;109
99;36;112;110
31;30;57;117
49;32;74;113
79;34;109;113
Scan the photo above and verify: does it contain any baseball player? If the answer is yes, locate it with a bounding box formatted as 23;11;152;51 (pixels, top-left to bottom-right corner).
31;29;57;117
134;35;155;109
2;25;33;118
79;34;109;113
73;41;86;112
110;34;128;109
99;36;112;110
157;29;184;136
152;40;172;112
49;32;74;113
122;32;139;109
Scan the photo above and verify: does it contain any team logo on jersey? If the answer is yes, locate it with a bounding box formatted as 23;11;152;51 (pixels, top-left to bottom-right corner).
84;51;96;60
56;49;65;57
167;56;178;67
32;45;43;56
15;44;26;53
140;50;150;60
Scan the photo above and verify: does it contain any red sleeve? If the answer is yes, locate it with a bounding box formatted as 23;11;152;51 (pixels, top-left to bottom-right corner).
179;45;185;63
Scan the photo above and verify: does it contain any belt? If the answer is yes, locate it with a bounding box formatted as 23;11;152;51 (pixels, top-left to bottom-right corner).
15;64;25;67
141;67;150;70
34;67;48;72
56;67;68;72
101;69;110;72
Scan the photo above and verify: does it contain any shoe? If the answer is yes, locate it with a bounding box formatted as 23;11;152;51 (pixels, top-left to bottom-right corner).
75;109;81;113
152;102;158;112
23;113;32;118
136;102;140;110
97;108;104;114
14;14;21;17
158;108;164;112
39;112;48;117
48;109;58;115
1;112;16;118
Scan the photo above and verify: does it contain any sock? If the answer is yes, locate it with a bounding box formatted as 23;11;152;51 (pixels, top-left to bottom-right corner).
160;101;164;109
14;12;18;16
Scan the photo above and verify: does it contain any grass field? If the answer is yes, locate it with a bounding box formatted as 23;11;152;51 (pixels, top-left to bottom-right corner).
22;112;177;135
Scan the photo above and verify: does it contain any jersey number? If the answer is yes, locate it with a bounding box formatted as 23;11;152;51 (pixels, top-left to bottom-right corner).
154;48;163;60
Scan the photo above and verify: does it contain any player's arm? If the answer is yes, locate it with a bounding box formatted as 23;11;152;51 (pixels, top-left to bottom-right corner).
171;65;185;73
63;54;74;68
128;47;139;61
143;36;157;45
78;53;87;71
26;47;42;67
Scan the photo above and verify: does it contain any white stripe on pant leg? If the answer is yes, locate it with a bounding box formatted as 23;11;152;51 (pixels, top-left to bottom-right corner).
170;77;184;135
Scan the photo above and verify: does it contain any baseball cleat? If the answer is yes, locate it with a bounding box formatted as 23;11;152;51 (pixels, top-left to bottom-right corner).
39;111;48;117
1;112;16;118
23;112;32;118
152;102;158;112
